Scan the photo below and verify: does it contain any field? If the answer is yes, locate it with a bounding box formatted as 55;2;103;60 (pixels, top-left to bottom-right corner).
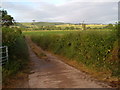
23;29;119;79
24;30;81;36
20;22;109;30
20;22;67;29
55;24;107;28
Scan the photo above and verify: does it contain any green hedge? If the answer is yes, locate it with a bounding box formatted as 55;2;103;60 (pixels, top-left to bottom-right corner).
31;30;119;77
2;27;29;79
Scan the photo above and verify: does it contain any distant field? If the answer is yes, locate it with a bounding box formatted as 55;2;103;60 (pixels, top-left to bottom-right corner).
21;22;67;28
20;22;108;30
21;23;38;28
56;24;107;28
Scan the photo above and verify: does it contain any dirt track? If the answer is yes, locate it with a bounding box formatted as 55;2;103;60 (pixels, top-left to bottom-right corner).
26;37;111;88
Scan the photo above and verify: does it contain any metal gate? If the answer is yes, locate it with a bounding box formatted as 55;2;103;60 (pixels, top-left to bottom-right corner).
0;46;8;66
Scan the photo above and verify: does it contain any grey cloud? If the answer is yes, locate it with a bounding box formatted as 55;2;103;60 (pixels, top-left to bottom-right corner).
2;1;118;23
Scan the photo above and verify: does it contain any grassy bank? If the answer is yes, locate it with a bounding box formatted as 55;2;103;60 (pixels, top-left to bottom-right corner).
2;27;29;84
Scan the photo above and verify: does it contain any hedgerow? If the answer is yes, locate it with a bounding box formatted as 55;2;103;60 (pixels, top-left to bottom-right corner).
2;27;29;81
30;30;119;77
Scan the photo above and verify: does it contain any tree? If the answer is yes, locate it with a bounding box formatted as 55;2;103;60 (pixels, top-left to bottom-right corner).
0;9;15;26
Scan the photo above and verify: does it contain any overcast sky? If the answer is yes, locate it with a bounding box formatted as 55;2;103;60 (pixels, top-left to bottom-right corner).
1;0;119;24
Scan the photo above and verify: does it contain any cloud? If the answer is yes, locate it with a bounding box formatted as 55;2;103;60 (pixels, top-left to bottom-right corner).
2;1;118;23
3;0;119;2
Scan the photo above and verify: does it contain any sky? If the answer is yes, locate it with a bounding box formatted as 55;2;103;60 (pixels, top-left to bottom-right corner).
1;0;119;24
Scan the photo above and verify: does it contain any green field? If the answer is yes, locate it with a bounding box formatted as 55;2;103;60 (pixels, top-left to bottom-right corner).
23;30;81;36
20;22;67;29
23;29;119;78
